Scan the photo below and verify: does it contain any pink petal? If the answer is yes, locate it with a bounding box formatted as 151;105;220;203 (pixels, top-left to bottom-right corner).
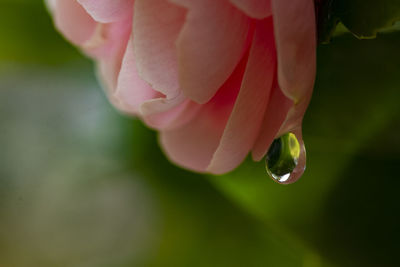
170;0;251;103
77;0;134;23
272;0;316;137
86;16;132;58
133;0;186;97
140;93;186;116
53;0;97;46
115;38;201;130
229;0;271;19
159;54;248;172
277;88;313;137
207;18;276;174
271;0;316;101
140;92;203;131
143;100;202;130
94;18;132;98
251;82;292;161
114;38;158;115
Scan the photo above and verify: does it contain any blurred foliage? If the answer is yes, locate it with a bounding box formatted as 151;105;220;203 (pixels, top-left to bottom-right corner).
0;0;81;64
0;65;320;267
1;0;400;267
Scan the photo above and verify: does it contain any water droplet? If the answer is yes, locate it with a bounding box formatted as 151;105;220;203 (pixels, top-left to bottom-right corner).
265;132;306;184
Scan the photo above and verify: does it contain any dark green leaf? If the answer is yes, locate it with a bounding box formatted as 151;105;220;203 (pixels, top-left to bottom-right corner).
318;0;400;42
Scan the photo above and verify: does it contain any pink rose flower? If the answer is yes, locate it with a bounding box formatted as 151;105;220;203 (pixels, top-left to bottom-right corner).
46;0;316;182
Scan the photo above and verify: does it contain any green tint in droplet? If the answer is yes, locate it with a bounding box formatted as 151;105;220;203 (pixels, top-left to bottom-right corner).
266;133;301;184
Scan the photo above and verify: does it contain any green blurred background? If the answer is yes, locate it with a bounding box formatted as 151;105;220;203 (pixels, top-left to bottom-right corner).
1;1;400;266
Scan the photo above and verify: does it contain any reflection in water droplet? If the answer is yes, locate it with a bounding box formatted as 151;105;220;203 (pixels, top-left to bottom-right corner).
265;132;305;184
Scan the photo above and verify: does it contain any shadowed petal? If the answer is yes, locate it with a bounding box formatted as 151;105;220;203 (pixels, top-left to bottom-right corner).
159;54;248;172
207;18;276;174
94;18;132;102
170;0;251;103
115;38;201;130
114;38;158;114
143;100;202;130
252;82;292;161
229;0;271;19
140;93;186;116
272;0;316;101
272;0;316;139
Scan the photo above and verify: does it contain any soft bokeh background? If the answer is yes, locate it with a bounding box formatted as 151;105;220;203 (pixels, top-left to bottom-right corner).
1;1;400;266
